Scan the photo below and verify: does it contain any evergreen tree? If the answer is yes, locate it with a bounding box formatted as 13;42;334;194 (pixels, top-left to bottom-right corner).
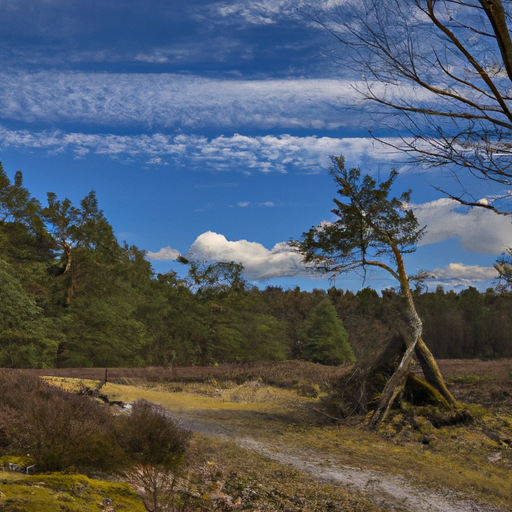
300;298;355;365
0;258;57;367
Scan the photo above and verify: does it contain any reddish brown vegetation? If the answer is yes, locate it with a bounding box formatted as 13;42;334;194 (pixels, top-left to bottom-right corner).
20;358;512;384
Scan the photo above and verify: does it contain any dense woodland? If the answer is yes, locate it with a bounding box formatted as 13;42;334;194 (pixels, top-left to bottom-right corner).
1;163;511;369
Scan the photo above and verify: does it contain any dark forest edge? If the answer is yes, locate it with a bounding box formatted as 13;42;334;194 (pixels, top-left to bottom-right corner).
1;161;512;370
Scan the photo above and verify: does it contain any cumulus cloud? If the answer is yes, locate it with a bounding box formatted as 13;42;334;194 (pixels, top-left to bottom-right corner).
145;231;502;288
415;198;512;254
0;126;398;173
149;231;311;280
146;246;181;261
428;263;498;288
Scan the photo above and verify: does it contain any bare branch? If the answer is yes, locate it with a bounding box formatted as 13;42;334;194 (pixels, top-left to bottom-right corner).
432;185;512;214
305;0;512;209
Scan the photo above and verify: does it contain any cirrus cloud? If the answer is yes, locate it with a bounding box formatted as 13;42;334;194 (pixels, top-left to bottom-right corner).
0;126;398;173
0;71;362;130
202;0;340;26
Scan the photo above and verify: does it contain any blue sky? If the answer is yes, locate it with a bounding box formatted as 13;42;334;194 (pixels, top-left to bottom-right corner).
0;0;510;292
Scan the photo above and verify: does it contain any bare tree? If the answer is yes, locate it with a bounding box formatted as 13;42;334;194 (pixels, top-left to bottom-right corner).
303;0;512;212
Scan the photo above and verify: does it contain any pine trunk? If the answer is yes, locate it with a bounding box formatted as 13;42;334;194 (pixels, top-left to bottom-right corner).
366;338;417;428
415;338;458;407
367;243;459;429
367;246;423;428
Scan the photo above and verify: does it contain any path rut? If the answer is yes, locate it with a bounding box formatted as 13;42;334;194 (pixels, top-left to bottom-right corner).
179;415;506;512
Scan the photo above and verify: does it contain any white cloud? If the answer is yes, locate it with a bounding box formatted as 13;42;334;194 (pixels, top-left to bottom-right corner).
146;231;501;288
174;231;311;280
415;198;512;254
203;0;339;26
0;71;365;130
146;246;181;261
0;126;398;173
205;0;299;25
132;38;253;65
238;201;250;207
428;263;498;288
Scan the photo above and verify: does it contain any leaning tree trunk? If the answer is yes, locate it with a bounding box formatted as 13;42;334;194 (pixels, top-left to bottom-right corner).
415;338;457;407
367;306;422;428
367;244;457;429
366;336;417;429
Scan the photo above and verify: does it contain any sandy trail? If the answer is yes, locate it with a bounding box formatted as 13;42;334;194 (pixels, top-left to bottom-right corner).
179;415;505;512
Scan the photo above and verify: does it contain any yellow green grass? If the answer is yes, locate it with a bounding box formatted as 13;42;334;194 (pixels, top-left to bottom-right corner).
99;379;511;509
32;375;512;510
0;472;145;511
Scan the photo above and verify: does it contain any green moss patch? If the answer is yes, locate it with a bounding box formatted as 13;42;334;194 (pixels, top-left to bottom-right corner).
0;472;145;512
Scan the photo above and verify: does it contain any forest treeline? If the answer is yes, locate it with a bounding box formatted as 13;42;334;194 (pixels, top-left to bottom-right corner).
0;164;510;369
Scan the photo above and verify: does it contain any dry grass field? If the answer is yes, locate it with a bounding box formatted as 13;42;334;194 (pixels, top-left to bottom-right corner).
4;359;512;511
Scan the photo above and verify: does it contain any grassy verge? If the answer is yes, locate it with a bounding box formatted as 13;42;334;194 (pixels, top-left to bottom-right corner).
99;379;512;510
32;372;512;511
0;472;145;511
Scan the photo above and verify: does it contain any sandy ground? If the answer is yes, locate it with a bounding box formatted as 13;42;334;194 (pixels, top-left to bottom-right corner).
178;415;506;512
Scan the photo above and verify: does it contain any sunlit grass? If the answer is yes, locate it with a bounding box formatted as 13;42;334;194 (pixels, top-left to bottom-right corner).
0;472;145;511
36;373;512;510
41;376;100;392
102;380;308;413
99;380;512;509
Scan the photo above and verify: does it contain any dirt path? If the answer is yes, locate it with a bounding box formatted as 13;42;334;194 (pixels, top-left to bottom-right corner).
179;415;505;512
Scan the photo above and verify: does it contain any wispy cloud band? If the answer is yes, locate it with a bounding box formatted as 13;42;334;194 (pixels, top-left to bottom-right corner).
0;126;397;173
0;72;361;130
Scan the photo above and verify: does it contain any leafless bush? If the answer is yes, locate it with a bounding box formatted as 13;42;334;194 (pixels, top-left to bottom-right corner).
118;399;191;511
0;370;125;472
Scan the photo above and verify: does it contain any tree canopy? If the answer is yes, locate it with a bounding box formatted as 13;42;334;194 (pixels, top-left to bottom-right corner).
1;160;512;375
291;155;424;284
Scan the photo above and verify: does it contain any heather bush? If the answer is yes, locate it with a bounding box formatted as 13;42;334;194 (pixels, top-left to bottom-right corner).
119;399;191;468
0;370;125;472
0;371;192;480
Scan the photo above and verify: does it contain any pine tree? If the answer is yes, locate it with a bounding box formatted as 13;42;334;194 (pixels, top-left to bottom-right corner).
300;298;355;365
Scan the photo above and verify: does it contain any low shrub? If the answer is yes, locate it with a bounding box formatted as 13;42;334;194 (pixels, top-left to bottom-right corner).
117;399;191;512
118;399;191;469
0;370;125;472
0;371;190;477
